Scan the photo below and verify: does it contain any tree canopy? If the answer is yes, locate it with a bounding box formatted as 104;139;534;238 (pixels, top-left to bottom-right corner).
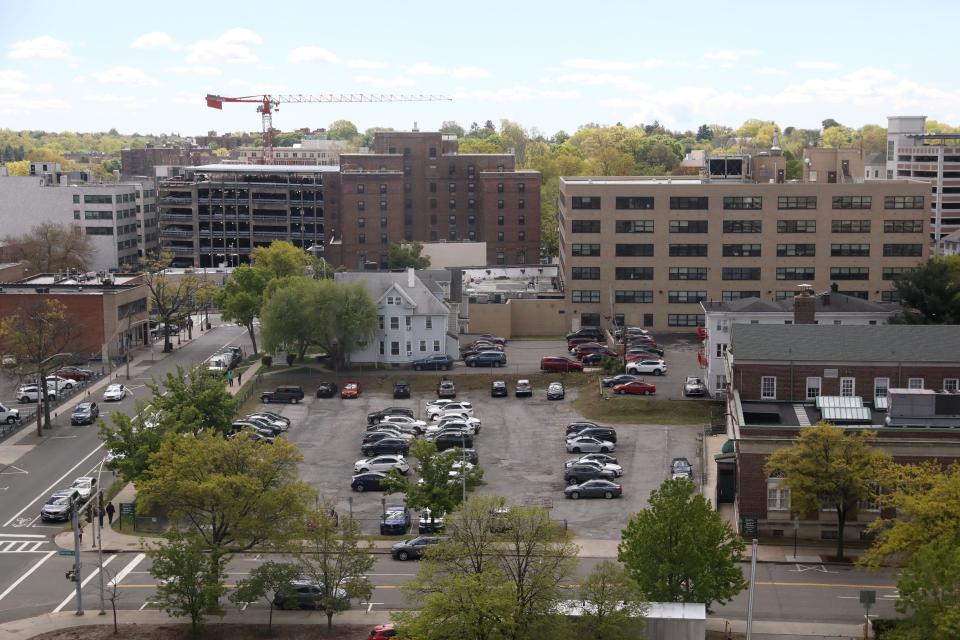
387;241;431;269
250;240;310;279
2;222;94;274
217;265;269;354
892;257;960;324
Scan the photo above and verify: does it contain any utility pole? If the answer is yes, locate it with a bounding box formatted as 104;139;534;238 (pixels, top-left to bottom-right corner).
746;538;758;639
70;498;84;615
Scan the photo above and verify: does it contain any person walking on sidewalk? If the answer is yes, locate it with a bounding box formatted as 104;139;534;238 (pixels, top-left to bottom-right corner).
237;369;242;385
227;369;235;387
105;502;116;525
97;505;104;529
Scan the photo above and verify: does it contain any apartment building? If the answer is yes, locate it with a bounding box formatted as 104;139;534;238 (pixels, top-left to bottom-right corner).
120;145;217;179
236;136;357;166
558;176;928;333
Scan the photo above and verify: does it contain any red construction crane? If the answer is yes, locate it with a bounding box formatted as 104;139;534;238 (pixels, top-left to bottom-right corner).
205;93;452;163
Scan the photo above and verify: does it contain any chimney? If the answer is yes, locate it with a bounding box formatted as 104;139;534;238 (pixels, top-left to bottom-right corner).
407;267;415;288
794;285;816;324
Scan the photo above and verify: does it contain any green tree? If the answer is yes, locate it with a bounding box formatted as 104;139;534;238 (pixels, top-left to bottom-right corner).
619;478;746;612
148;534;226;635
765;422;891;561
459;138;502;154
308;255;344;280
500;119;530;165
139;252;200;353
387;241;431;269
859;124;888;155
260;276;323;360
229;561;302;632
575;560;647;640
320;280;379;369
4;160;29;176
892;257;960;324
887;540;960;639
327;119;359;141
250;240;309;279
439;121;465;137
695;124;713;141
2;221;95;273
821;125;856;148
217;265;269;354
822;118;843;130
397;569;514;640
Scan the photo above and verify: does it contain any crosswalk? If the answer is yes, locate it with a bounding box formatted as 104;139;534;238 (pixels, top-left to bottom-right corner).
0;540;48;553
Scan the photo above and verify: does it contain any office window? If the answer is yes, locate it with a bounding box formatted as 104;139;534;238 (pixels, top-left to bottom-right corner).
832;196;872;209
615;290;653;304
669;197;708;210
616;220;654;233
356;183;365;194
572;244;601;257
72;194;80;204
723;244;762;257
778;196;817;209
831;267;869;280
776;266;815;280
571;290;600;303
85;226;114;235
571;220;601;233
668;290;707;304
497;182;504;193
761;376;777;400
831;243;870;257
840;377;855;397
723;219;762;233
572;266;601;280
616;266;654;280
615;196;654;209
723;196;763;210
616;244;655;257
882;266;918;280
885;195;924;209
883;243;923;257
722;290;760;301
778;220;816;233
767;478;790;510
777;243;816;257
806;377;821;400
669;266;708;280
572;196;601;209
448;182;456;193
668;244;707;257
722;267;761;280
449;215;457;226
881;290;901;303
884;220;924;233
670;220;708;233
832;219;871;233
908;378;925;390
581;313;601;327
448;199;456;210
667;314;705;327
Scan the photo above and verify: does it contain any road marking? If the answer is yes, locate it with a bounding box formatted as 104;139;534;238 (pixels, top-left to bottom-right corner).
50;436;78;440
0;550;56;602
0;466;28;475
0;533;46;538
109;553;145;586
757;581;897;589
2;444;104;527
52;554;117;612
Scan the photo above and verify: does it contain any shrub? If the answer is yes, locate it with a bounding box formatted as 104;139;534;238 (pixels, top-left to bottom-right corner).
261;355;273;367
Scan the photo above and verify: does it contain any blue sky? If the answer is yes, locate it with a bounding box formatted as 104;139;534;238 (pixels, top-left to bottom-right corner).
2;0;959;136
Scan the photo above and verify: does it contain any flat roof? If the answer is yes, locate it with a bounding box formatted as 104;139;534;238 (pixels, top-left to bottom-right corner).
21;274;140;285
194;164;340;173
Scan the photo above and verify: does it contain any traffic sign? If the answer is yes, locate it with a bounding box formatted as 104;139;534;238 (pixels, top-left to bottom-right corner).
58;549;75;557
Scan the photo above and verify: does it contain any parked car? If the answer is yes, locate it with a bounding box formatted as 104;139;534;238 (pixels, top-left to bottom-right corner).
540;356;584;372
354;455;409;475
368;407;415;425
412;354;454;371
246;413;289;431
477;334;507;345
70;476;97;500
625;359;667;376
54;367;93;381
393;380;411;399
362;438;410;456
339;381;360;399
566;426;618;443
671;457;693;480
515;379;533;397
437;380;457;398
260;386;305;404
565;457;623;477
70;402;99;425
613;380;657;396
547;382;565;400
417;507;445;533
380;415;428;431
362;428;414;443
564;479;623;500
565;421;602;435
573;344;618;359
566;327;604;341
315;382;339;398
370;623;397;640
601;374;640;387
17;383;56;403
564;462;617;485
626;351;660;362
240;416;285;435
581;352;618;366
102;384;128;402
434;431;473;451
380;505;411;535
274;579;347;610
40;488;80;522
460;448;480;465
0;402;20;425
574;452;619;466
252;410;291;426
44;375;76;391
391;535;444;560
566;436;615;454
351;471;387;492
491;380;507;397
684;376;707;397
465;351;506;367
626;342;664;357
427;420;477;437
427;401;473;418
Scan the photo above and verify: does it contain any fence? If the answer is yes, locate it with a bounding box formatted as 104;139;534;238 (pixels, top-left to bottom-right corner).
0;370;108;443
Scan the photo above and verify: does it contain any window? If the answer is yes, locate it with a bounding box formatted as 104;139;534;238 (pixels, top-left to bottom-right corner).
777;266;815;280
777;244;816;257
377;315;384;330
581;313;601;327
571;290;600;303
723;219;762;233
497;199;504;209
391;342;400;356
806;377;821;400
832;220;871;233
496;215;504;226
617;244;655;257
615;290;653;303
518;182;525;192
832;196;872;209
668;244;707;257
723;196;763;210
495;251;505;264
668;290;707;304
72;194;80;204
85;194;114;204
518;231;526;241
722;290;760;301
669;196;708;209
616;220;654;233
761;376;777;399
497;231;504;241
881;291;901;303
883;266;918;280
667;314;705;327
518;215;525;225
778;196;817;209
85;226;114;235
497;182;504;193
448;230;457;241
885;195;924;209
669;266;708;280
356;183;366;194
429;183;437;193
571;220;601;233
670;220;708;233
572;266;601;280
840;377;855;397
390;317;399;330
448;183;456;193
616;266;654;280
358;233;366;244
419;340;427;352
723;244;762;257
908;378;925;390
616;196;654;209
944;378;959;392
884;220;924;233
379;341;385;356
874;377;890;400
448;215;457;226
405;316;412;330
572;244;600;257
887;140;895;162
433;340;441;352
767;478;790;511
716;343;728;358
467;182;475;193
572;196;601;209
516;199;524;209
722;267;761;280
830;267;869;280
448;199;456;210
778;220;816;233
883;244;923;257
831;243;870;257
378;183;387;194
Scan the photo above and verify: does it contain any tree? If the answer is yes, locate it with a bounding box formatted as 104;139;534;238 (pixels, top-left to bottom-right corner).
327;120;359;141
821;125;856;149
439;121;465;137
892;257;960;324
293;509;374;630
319;280;379;369
308;255;344;280
575;561;647;640
260;276;322;361
387;241;431;269
0;299;79;434
4;160;29;176
500;119;530;165
2;222;95;274
229;561;302;632
102;566;123;634
695;124;713;141
147;534;226;635
765;422;891;561
397;569;515;640
139;252;199;352
250;240;309;279
217;265;269;354
458;138;502;154
822;118;843;130
887;540;960;639
619;478;746;612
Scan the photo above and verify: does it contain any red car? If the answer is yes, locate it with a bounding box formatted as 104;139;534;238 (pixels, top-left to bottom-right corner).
575;345;618;360
566;336;596;349
613;380;657;395
540;356;584;372
341;381;361;399
55;367;93;381
626;351;659;362
370;623;397;640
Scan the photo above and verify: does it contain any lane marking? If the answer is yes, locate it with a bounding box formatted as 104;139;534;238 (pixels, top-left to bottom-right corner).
0;533;47;539
2;444;104;527
0;466;28;475
0;550;56;602
756;581;897;589
52;554;117;612
109;553;146;586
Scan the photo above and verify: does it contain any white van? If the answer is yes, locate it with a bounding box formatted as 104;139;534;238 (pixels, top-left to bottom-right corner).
207;356;228;374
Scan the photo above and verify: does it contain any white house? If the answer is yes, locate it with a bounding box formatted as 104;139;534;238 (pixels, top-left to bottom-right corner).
335;268;459;366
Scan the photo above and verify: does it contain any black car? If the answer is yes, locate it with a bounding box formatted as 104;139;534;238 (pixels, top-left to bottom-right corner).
437;380;457;398
564;462;617;485
391;535;444;560
393;381;411;399
565;421;602;435
260;386;304;404
601;374;641;388
434;431;473;451
315;382;339;398
491;380;507;397
362;438;410;456
351;471;387;492
362;430;408;445
412;354;453;371
571;426;618;443
465;351;506;367
477;334;506;345
70;402;99;426
566;327;604;341
564;479;623;500
368;407;415;425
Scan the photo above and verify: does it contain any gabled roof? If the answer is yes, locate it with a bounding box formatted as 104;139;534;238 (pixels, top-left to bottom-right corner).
702;291;898;314
335;271;450;316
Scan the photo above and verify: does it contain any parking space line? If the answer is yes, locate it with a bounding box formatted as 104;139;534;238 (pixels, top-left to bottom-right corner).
52;554;117;612
0;550;56;602
109;553;145;586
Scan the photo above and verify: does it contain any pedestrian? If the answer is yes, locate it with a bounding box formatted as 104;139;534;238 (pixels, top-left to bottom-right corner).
105;502;116;525
78;520;83;547
237;369;242;385
227;369;234;387
97;505;104;529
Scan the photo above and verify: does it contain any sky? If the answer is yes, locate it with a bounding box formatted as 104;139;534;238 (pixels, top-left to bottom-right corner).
2;0;959;137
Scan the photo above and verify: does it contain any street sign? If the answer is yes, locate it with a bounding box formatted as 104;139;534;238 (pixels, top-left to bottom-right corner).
859;590;876;606
58;549;75;557
119;502;135;516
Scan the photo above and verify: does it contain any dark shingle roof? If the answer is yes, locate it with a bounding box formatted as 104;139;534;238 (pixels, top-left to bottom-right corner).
730;324;960;363
702;292;898;314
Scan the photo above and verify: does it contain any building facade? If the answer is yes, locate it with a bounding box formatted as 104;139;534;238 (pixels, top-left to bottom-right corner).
558;176;928;333
120;146;217;179
236;136;358;166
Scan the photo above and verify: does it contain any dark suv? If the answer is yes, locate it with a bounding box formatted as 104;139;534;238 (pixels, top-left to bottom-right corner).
368;407;415;425
260;386;304;404
566;327;603;341
571;426;618;443
564;462;617;485
434;431;473;451
393;381;411;399
465;351;506;367
412;354;453;371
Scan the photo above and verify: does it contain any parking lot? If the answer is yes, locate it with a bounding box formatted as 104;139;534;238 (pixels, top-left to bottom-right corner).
252;378;703;540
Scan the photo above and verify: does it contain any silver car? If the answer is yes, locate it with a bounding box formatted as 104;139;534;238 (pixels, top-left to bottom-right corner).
565;436;615;454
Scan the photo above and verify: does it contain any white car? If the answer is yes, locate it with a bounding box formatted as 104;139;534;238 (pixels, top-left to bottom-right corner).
564;457;623;477
366;427;415;441
425;399;455;410
103;384;128;402
427;401;474;419
0;401;20;424
44;375;76;391
566;436;616;454
16;383;57;403
380;415;428;430
449;460;474;478
354;455;410;475
625;359;667;376
70;476;97;500
426;420;478;436
437;414;481;429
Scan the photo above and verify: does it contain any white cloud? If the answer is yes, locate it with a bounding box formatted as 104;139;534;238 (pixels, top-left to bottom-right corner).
346;59;388;69
8;35;70;60
704;48;760;62
794;61;841;70
755;66;786;76
0;69;30;91
563;58;664;71
131;32;180;51
288;46;340;63
82;94;137;104
554;73;651;92
451;66;490;79
407;62;448;75
353;74;415;88
166;65;221;76
0;94;70;114
185;28;263;65
91;66;160;87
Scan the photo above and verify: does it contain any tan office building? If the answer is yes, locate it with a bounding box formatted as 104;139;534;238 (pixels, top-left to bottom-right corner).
558;176;929;333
